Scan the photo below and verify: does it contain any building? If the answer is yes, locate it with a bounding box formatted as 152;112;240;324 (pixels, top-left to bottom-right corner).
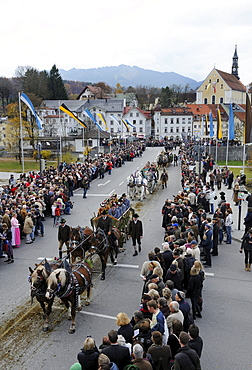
196;46;247;105
153;107;194;140
123;106;152;139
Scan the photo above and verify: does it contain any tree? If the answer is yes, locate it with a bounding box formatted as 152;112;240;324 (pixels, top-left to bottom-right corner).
95;82;112;95
0;77;13;113
48;64;68;100
160;86;173;108
115;83;124;94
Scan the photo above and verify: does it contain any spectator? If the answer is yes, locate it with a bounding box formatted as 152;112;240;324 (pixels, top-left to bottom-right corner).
147;331;172;370
77;336;99;370
188;324;203;358
167;301;184;333
102;330;130;370
174;331;201;369
116;312;134;344
132;343;153;370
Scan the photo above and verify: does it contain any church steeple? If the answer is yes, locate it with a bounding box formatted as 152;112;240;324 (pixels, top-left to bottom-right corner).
232;45;239;80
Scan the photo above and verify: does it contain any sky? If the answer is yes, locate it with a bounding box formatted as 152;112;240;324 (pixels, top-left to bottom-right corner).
2;0;252;85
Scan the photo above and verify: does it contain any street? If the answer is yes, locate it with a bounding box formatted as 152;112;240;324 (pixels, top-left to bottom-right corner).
1;147;252;369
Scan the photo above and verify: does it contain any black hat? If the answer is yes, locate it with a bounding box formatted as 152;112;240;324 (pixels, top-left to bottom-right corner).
101;210;108;215
149;274;159;280
60;219;66;223
133;213;139;218
220;192;225;196
170;264;177;271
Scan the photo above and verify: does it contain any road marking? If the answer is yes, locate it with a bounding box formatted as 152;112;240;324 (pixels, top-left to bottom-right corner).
74;194;112;197
109;189;115;196
98;180;111;187
205;272;215;277
107;263;139;269
79;311;116;320
119;181;124;186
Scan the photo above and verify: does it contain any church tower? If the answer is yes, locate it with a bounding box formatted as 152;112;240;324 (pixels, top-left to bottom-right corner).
232;45;239;80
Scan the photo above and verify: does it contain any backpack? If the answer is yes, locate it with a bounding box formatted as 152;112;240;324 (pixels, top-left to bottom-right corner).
123;366;140;370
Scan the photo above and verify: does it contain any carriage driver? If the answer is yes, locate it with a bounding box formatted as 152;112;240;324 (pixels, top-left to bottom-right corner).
58;219;71;259
97;210;118;249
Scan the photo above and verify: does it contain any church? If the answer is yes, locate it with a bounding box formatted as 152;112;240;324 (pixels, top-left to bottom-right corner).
196;46;247;105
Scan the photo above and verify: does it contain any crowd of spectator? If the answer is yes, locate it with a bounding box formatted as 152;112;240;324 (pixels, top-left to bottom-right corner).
0;142;146;263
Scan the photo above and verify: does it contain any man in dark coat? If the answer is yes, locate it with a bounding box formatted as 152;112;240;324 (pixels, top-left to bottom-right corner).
102;330;131;370
58;218;70;259
201;224;213;268
174;331;201;369
128;213;143;256
97;211;113;234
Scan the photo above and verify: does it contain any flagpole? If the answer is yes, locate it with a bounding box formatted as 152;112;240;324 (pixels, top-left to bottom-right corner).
243;143;246;172
215;138;218;164
226;131;229;166
59;100;62;163
18;92;25;173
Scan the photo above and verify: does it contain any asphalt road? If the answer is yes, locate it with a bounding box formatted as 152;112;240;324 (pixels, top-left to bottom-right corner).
1;148;252;369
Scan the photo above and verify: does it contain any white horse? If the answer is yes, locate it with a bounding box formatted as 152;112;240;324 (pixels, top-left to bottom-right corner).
127;175;136;200
135;172;146;201
146;171;156;194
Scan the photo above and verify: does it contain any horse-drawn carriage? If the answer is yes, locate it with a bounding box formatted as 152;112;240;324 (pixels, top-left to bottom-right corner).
127;162;159;200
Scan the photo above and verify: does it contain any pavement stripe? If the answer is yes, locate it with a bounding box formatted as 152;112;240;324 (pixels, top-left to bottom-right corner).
98;180;111;187
109;189;115;196
74;194;112;197
79;311;116;320
119;181;124;186
107;263;139;269
205;272;215;277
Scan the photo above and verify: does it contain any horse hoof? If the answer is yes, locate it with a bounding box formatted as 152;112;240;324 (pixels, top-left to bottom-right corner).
85;301;90;306
101;275;105;280
69;328;75;334
113;261;117;265
78;306;82;311
43;327;49;332
67;316;72;320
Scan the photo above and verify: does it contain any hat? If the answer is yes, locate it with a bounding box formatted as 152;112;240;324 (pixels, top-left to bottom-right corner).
60;219;66;223
149;274;159;280
134;311;144;320
177;291;185;300
205;224;211;228
172;223;179;227
133;213;139;218
101;210;108;215
220;192;225;196
122;193;126;197
70;363;82;370
170;264;177;271
190;240;198;245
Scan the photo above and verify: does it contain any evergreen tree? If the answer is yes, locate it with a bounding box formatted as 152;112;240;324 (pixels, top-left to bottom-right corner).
48;64;68;100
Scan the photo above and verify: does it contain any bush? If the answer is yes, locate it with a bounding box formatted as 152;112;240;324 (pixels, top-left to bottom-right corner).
62;151;77;163
41;150;52;159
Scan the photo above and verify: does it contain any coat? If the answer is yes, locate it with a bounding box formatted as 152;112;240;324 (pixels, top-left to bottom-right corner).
174;345;201;370
147;344;172;370
77;348;99;370
58;224;70;242
23;216;34;234
201;229;213;250
117;323;134;343
102;344;131;370
128;219;143;238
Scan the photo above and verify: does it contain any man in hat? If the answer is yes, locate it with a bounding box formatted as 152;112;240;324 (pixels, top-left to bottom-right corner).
58;218;71;259
97;210;113;235
128;213;143;256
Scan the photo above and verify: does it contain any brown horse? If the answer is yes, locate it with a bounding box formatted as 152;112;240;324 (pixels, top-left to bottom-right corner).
28;258;62;332
70;226;121;280
45;261;92;334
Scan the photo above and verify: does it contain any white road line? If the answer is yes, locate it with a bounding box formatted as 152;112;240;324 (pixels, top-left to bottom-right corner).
79;311;116;320
109;189;115;196
205;272;215;277
98;180;111;187
74;194;112;197
107;263;139;269
119;181;124;186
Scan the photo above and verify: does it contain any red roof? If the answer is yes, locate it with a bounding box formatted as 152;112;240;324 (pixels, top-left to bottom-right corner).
216;69;246;92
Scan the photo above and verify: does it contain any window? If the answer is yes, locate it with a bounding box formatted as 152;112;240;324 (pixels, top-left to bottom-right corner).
217;79;219;82
111;128;114;133
170;128;173;133
176;118;179;124
220;84;223;89
118;114;121;117
220;97;223;103
171;118;174;124
139;120;143;125
209;79;211;83
182;128;185;132
136;113;139;117
176;128;179;133
130;113;133;117
165;118;168;124
133;120;136;125
157;128;159;133
164;128;168;133
188;127;191;132
110;121;113;125
212;95;216;104
139;127;143;132
205;85;207;90
204;98;208;104
133;127;136;132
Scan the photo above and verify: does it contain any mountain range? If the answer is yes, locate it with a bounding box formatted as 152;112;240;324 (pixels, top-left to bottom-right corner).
60;64;200;90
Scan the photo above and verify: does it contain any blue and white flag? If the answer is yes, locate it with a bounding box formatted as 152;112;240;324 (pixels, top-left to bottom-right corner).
229;103;235;140
20;92;43;129
125;119;135;128
84;108;103;131
110;115;121;126
209;112;214;137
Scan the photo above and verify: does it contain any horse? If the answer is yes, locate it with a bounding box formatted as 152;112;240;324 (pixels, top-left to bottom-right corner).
146;171;156;194
45;261;92;334
70;226;121;280
69;226;83;249
134;173;146;201
28;258;62;332
127;175;136;200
